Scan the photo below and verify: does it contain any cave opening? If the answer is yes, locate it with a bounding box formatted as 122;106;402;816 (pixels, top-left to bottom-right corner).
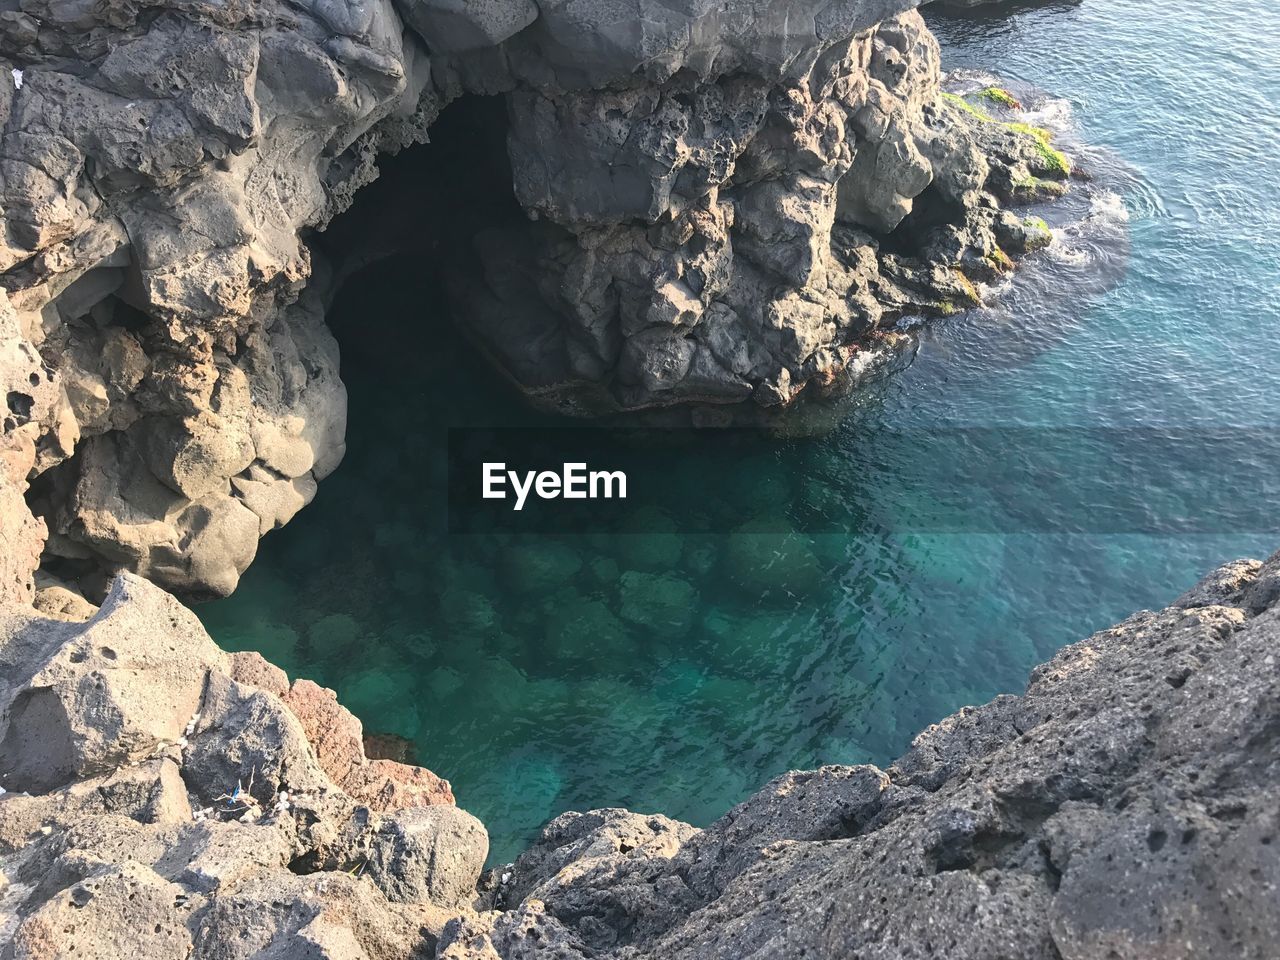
21;94;539;606
312;94;525;382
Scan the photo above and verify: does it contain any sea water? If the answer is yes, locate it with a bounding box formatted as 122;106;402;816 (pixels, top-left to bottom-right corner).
200;0;1280;863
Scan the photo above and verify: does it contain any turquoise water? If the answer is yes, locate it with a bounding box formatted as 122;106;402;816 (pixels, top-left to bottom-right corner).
201;0;1280;864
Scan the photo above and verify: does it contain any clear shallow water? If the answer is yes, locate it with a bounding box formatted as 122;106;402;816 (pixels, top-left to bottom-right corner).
201;0;1280;863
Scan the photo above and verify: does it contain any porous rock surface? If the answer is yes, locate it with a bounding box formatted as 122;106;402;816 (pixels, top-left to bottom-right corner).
0;0;1069;598
2;553;1276;957
0;572;482;958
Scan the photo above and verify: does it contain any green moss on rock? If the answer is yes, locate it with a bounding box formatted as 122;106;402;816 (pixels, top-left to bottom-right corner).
979;86;1022;109
941;91;993;122
1007;122;1072;177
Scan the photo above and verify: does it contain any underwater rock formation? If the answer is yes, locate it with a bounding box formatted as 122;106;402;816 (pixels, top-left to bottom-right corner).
0;0;1070;598
1;554;1276;957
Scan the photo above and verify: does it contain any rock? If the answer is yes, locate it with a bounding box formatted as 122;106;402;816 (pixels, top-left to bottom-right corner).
400;0;539;54
500;543;584;595
491;808;699;952
1;540;1277;959
228;650;291;697
163;820;296;895
0;571;479;958
31;574;96;623
363;732;417;765
191;871;436;960
0;758;190;855
723;521;827;597
618;571;698;635
283;678;454;811
364;805;488;909
181;669;337;809
543;594;628;659
0;574;224;793
8;861;198;959
0;291;61;609
448;8;1069;419
676;765;890;898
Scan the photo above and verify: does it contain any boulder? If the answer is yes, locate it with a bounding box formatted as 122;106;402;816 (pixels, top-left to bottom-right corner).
0;571;481;958
8;862;198;960
364;805;489;909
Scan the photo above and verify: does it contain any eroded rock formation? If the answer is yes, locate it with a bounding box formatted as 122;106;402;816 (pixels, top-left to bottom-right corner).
458;13;1063;416
2;555;1276;957
0;0;1070;598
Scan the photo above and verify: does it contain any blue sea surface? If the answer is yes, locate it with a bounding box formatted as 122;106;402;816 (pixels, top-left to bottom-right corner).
200;0;1280;863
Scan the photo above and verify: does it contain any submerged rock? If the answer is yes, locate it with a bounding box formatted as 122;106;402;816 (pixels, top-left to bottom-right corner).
618;571;699;636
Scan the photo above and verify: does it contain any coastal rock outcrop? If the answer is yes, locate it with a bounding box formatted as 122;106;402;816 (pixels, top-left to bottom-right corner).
0;0;1071;597
0;573;480;956
2;553;1275;957
455;13;1066;416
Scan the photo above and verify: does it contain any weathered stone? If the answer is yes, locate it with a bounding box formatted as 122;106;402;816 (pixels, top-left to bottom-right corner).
364;805;488;909
192;871;438;960
282;678;455;811
0;574;223;793
8;862;198;959
0;571;475;959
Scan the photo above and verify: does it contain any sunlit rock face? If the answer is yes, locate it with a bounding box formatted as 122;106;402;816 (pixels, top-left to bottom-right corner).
0;0;1066;596
0;0;421;598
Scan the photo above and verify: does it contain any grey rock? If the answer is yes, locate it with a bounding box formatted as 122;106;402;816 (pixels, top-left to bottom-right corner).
0;574;224;793
402;0;539;54
457;11;1068;418
676;765;890;898
0;573;475;959
364;805;489;909
192;871;435;960
6;861;198;960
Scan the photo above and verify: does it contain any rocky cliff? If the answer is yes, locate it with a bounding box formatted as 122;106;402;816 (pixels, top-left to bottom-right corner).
0;0;1071;599
4;3;1237;958
2;554;1277;958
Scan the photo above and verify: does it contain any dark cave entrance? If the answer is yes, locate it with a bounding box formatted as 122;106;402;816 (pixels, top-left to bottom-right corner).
312;94;526;381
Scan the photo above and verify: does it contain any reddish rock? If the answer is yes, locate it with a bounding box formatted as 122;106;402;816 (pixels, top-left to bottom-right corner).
346;759;455;810
364;731;418;764
281;678;454;810
228;650;290;697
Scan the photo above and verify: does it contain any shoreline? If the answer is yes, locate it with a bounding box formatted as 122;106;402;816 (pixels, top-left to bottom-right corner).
2;554;1276;956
